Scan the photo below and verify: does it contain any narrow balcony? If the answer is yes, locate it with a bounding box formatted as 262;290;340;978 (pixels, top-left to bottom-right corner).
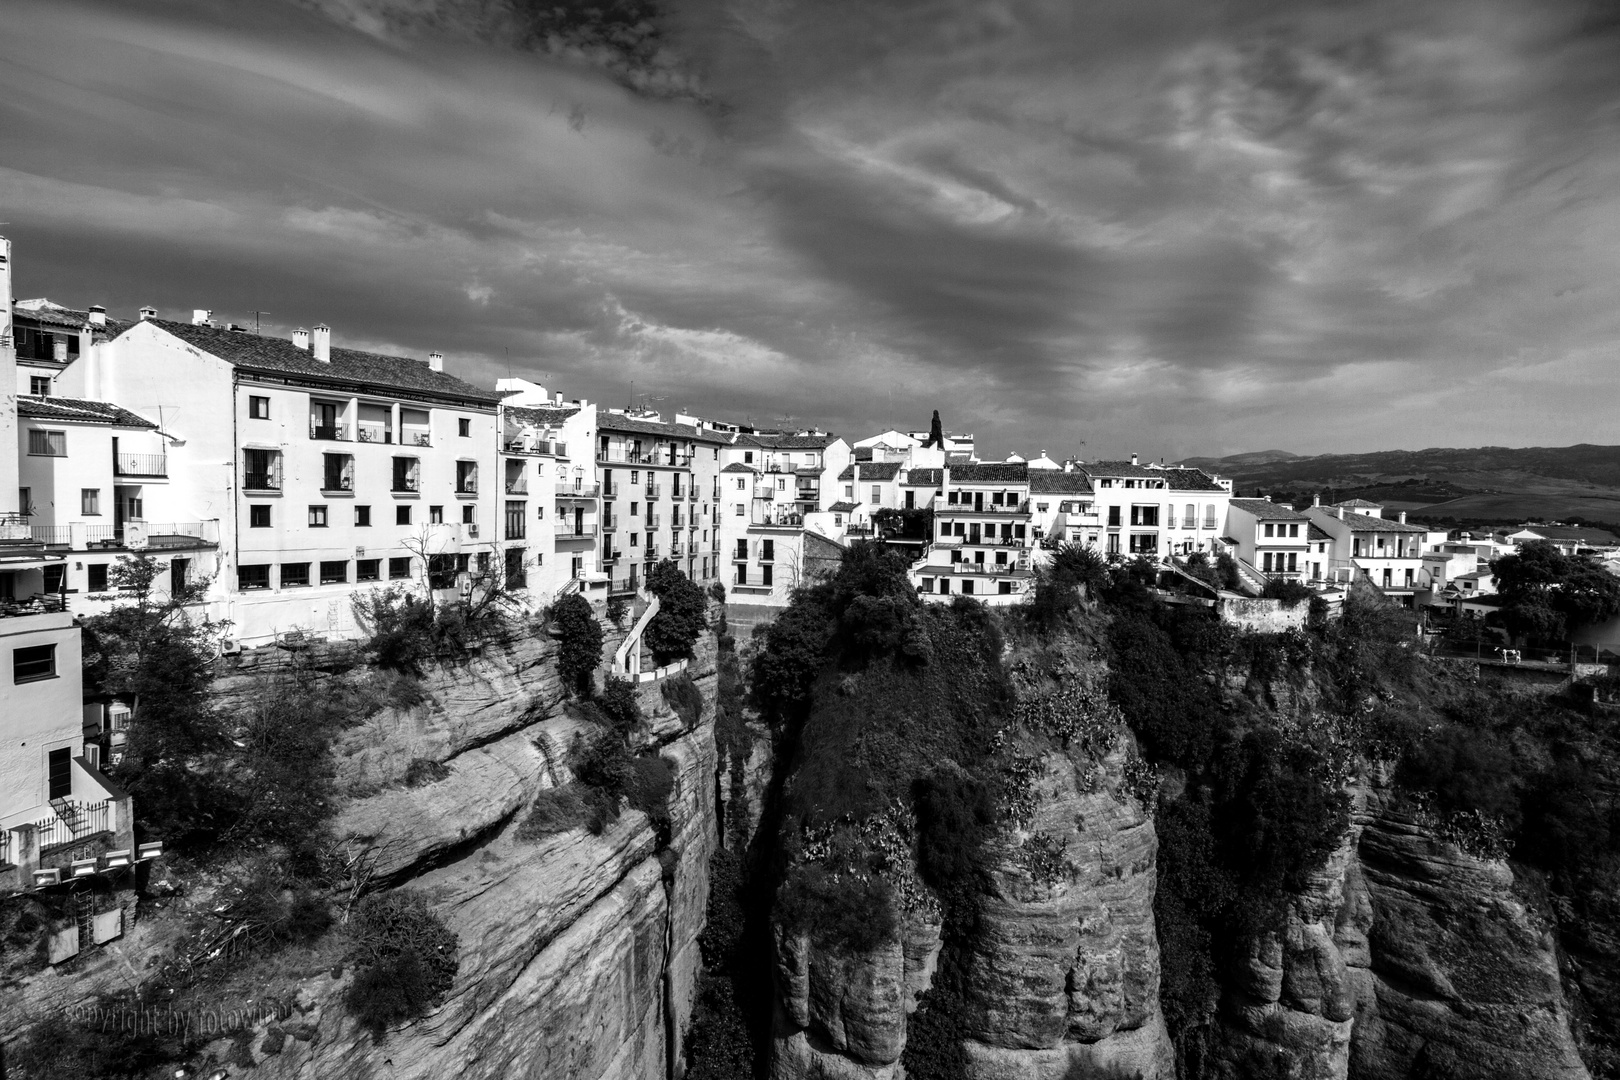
555;523;600;539
357;425;393;444
243;473;280;492
310;424;349;441
113;453;167;478
645;483;662;500
557;484;600;500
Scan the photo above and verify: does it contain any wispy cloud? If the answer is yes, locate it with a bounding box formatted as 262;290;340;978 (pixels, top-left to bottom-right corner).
2;0;1619;457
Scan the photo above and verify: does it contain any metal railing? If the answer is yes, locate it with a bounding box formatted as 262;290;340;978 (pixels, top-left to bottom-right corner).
1;593;67;618
243;473;279;491
403;430;432;447
555;523;599;538
505;524;526;541
557;484;600;499
505;480;529;495
941;498;1029;515
597;448;661;465
610;573;640;595
505;437;566;456
688;488;698;501
392;479;420;493
670;541;685;557
321;477;354;493
645;515;661;530
357;425;393;444
143;522;208;541
645;483;661;500
456;482;478;495
114;453;167;477
84;525;117;546
310;424;348;441
34;800;110;850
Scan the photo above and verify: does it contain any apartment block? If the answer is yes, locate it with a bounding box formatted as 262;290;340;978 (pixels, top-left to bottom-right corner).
596;412;727;596
1306;499;1430;594
718;431;850;604
912;461;1035;604
496;379;603;605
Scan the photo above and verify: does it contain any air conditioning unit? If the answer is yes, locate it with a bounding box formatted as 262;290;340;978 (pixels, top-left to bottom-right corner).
220;638;242;657
466;524;480;538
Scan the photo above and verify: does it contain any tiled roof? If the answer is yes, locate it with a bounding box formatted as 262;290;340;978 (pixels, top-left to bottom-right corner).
1160;467;1226;492
1230;498;1309;521
828;501;860;513
838;461;903;481
1333;511;1428;534
947;462;1027;484
503;404;580;427
722;463;758;474
737;432;840;449
597;413;729;443
138;319;502;404
1334;498;1383;509
18;396;158;428
904;468;943;486
13;302;131;336
1028;471;1092;494
1307;524;1333;542
1082;460;1162;479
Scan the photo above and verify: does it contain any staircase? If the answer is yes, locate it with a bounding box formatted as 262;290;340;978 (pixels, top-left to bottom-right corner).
1232;557;1269;597
49;798;89;840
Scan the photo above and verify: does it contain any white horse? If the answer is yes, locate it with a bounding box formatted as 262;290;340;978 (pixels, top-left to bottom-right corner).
1495;647;1521;665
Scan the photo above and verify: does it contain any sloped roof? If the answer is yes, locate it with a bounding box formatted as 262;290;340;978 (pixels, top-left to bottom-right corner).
598;413;729;443
828;501;860;512
1334;498;1383;509
722;463;758;474
1307;524;1333;542
1230;498;1309;521
737;432;839;449
839;461;903;481
947;462;1027;484
1160;467;1226;492
1082;460;1162;479
13;301;131;336
504;403;580;427
136;319;502;404
18;396;158;428
1519;525;1620;544
1028;471;1093;494
1334;510;1428;534
903;467;943;486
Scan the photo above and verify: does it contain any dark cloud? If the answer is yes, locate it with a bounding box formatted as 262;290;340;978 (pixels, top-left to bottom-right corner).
2;0;1620;458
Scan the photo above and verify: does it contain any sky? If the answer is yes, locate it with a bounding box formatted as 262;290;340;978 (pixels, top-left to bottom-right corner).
2;0;1620;461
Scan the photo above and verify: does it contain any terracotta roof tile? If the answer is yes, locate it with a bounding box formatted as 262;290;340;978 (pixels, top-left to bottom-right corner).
18;396;158;428
1230;498;1310;521
1028;471;1092;494
947;462;1027;484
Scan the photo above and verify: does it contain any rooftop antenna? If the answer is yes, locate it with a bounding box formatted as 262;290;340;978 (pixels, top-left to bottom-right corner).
250;310;270;336
505;347;512;381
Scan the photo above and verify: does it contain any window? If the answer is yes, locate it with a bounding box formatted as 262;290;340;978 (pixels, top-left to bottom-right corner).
87;563;108;592
1264;523;1275;537
244;448;281;490
456;460;478;494
871;484;881;505
844;485;853;498
734;504;744;516
389;557;412;580
391;456;420;492
356;505;371;527
1128;533;1158;554
30;376;51;397
47;747;71;799
735;538;748;559
238;564;271;590
81;488;100;515
309;505;328;528
1289;524;1300;538
430;505;444;524
736;477;745;490
397;505;412;526
171;558;189;595
631;533;639;546
736;564;748;585
249;504;271;528
961;579;974;595
1263;552;1273;572
505;501;526;540
1288;552;1298;572
1107;506;1121;527
1129;505;1159;527
281;562;310;587
504;547;526;589
762;564;773;587
323;453;353;492
462;504;475;524
14;643;58;683
744;451;754;464
28;429;66;456
458;418;471;437
761;539;774;561
428;554;457;589
320;560;348;584
357;559;381;581
249;395;270;419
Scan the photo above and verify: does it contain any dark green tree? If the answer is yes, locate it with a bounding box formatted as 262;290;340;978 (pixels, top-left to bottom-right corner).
645;558;708;664
553;592;604;696
1491;539;1620;643
923;409;944;449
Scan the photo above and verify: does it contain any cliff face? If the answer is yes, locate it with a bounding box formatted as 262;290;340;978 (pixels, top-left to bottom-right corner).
219;630;720;1080
769;732;1174;1080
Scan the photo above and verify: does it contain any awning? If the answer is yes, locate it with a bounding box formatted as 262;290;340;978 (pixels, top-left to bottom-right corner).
0;556;64;571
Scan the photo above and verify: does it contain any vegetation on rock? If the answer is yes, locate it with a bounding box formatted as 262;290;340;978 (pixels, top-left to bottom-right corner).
344;891;460;1039
645;557;709;663
553;592;604;695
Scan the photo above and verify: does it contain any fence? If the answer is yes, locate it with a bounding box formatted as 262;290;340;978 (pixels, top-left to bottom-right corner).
34;801;111;851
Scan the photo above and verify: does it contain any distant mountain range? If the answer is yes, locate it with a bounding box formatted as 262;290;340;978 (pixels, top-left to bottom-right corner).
1177;444;1620;523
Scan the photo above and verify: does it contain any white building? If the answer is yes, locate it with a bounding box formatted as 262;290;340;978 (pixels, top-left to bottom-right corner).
1226;498;1313;583
1305;500;1431;598
719;432;850;606
596;412;727;596
911;462;1034;604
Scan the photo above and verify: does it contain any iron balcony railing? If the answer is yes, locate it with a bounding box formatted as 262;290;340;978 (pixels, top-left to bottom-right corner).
505;524;526;541
505;437;566;456
244;472;279;491
1;593;67;619
114;453;167;477
310;424;348;441
505;480;529;495
456;481;478;495
392;477;420;493
555;523;599;538
404;431;432;447
357;425;393;444
30;525;72;545
322;476;354;493
645;483;661;500
646;515;661;530
557;484;600;499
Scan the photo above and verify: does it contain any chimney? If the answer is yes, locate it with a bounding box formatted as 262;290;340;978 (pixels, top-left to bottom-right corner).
139;306;157;320
1399;511;1407;524
53;339;67;361
428;351;444;373
554;391;563;406
1130;452;1138;466
311;324;330;363
292;327;309;350
1312;493;1321;507
1337;507;1345;520
192;308;211;326
88;305;106;327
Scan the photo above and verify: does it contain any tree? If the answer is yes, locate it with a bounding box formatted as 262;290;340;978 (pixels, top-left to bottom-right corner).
1491;540;1620;644
645;559;708;664
79;554;232;845
553;593;604;696
922;409;944;449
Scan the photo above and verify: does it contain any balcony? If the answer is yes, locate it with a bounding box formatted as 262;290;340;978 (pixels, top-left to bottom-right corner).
244;473;280;492
645;546;661;560
597;448;660;466
688;488;698;501
603;517;618;532
609;573;640;596
754;486;775;500
310;424;349;441
456;482;478;495
403;431;432;448
357;425;393;444
1;592;67;620
29;525;71;546
555;523;599;539
670;541;685;557
505;479;529;495
943;498;1029;515
557;483;600;500
603;482;618;498
505;524;526;541
322;475;354;493
646;515;661;531
505;437;566;456
645;483;662;500
114;453;167;478
392;479;420;494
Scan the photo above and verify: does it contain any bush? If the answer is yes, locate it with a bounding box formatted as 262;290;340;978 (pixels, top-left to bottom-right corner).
627;754;677;841
345;891;459;1039
517;784;600;838
554;593;604;696
352;586;437;673
597;675;644;736
776;862;897;953
5;995;183;1079
403;757;451;787
606;595;630;626
661;671;704;728
1261;577;1314;608
1398;726;1521;834
222;863;334;950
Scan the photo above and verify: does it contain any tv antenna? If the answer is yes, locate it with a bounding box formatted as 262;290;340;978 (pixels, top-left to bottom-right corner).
250;310;270;336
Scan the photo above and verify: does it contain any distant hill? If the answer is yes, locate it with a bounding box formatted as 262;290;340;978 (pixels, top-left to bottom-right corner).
1177;444;1620;524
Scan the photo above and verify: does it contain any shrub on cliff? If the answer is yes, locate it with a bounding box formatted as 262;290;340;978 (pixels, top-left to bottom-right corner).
596;674;643;736
553;592;604;696
1260;577;1314;608
646;558;709;663
662;670;704;728
345;891;459;1039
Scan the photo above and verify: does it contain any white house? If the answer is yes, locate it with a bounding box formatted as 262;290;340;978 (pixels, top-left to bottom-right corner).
1225;498;1312;582
911;461;1034;604
718;431;850;606
1306;500;1430;597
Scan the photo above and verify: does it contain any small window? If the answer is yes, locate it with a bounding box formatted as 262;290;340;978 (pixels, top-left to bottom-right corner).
388;557;412;580
356;505;371;527
249;395;270;419
14;643;58;683
458;418;471;437
309;505;328;527
430;505;444;524
735;538;748;559
462;504;475;524
28;429;66;456
87;563;109;592
29;376;51;397
396;505;412;526
356;559;381;581
1264;523;1275;537
281;562;310;587
320;560;348;584
81;488;100;515
238;564;271;590
249;504;271;528
734;504;744;516
1289;524;1300;538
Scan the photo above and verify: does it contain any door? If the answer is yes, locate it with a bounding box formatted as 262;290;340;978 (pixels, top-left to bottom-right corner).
574;507;583;534
170;558;189;596
974;491;984;511
969;523;981;544
48;747;72;801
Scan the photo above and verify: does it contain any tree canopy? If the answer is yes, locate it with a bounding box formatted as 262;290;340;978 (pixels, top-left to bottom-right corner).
1491;540;1620;643
645;558;709;664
